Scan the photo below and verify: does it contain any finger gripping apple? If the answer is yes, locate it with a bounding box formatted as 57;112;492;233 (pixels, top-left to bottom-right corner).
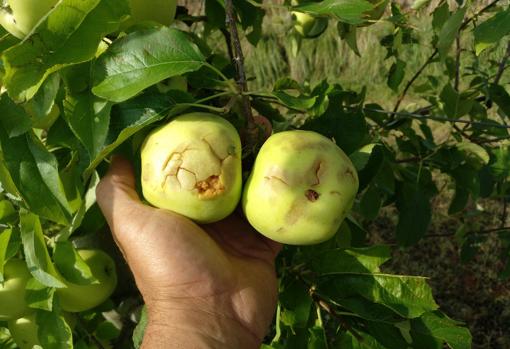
141;113;243;223
242;130;359;245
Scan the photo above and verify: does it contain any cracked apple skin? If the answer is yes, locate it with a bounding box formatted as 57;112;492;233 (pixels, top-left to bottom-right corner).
141;113;242;223
242;130;359;245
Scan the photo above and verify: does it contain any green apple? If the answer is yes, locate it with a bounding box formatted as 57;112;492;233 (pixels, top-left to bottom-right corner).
8;312;75;349
243;130;359;245
291;0;328;38
7;314;38;349
128;0;177;26
0;0;58;39
141;113;243;223
0;259;32;321
56;249;117;313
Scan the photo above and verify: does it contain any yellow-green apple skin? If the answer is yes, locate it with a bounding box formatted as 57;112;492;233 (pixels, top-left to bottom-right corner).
292;11;328;38
291;0;328;38
242;130;359;245
141;113;242;223
8;313;75;349
0;259;32;321
56;249;117;313
128;0;177;26
0;0;58;39
7;314;39;349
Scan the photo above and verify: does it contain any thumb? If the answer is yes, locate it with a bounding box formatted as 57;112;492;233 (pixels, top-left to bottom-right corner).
96;156;149;246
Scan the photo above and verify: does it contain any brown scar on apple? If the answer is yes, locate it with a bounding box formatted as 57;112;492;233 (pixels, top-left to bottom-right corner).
264;175;290;186
305;189;320;202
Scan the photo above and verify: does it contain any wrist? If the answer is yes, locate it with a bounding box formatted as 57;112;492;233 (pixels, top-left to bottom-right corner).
142;303;262;349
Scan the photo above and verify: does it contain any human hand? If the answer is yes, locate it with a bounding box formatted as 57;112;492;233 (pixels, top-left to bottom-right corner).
96;156;281;348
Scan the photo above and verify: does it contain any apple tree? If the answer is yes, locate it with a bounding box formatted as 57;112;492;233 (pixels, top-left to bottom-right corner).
0;0;508;348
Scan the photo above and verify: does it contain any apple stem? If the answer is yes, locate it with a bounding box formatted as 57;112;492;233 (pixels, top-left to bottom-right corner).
224;0;257;147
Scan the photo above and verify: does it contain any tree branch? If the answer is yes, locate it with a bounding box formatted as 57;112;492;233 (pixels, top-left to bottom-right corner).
224;0;257;146
494;40;510;85
426;226;510;238
392;0;502;114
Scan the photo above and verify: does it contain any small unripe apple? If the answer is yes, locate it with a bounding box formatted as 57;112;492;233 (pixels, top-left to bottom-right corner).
141;113;242;223
291;0;328;38
7;314;39;349
242;130;359;245
292;12;328;38
57;249;117;313
8;312;75;349
0;259;32;321
0;0;58;39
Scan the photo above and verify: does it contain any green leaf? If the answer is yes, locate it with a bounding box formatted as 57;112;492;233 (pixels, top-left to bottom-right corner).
2;0;129;102
437;6;466;60
396;182;432;246
455;141;490;167
25;277;56;311
0;93;32;137
19;211;65;288
92;28;206;102
0;129;72;224
336;297;402;322
53;241;96;285
309;246;391;275
359;184;383;220
302;91;368;154
62;92;112;159
133;305;148;349
280;279;312;329
272;91;317;110
321;273;438;318
410;311;472;349
337;330;392;348
488;83;510;117
25;73;61;128
0;228;12;282
37;310;73;349
387;59;406;92
337;23;360;56
473;8;510;55
308;326;328;349
83;92;182;180
295;0;374;25
491;146;510;181
440;83;473;118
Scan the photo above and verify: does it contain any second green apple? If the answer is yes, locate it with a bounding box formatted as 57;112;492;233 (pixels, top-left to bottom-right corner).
243;131;359;245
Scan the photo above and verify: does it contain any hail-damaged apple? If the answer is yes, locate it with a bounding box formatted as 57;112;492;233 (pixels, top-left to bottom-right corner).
243;130;359;245
141;113;243;223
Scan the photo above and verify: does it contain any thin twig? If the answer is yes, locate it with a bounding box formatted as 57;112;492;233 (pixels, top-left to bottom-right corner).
392;0;502;114
494;40;510;85
224;0;256;144
393;49;438;113
364;108;510;129
454;35;461;91
426;226;510;238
